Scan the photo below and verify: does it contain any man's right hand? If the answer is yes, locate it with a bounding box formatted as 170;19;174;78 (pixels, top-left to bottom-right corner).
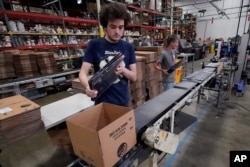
86;86;98;98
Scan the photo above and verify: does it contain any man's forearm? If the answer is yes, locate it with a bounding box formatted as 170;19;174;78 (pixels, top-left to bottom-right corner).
122;68;136;81
79;71;90;90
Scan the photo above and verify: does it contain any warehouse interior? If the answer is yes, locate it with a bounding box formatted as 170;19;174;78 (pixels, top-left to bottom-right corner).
0;0;250;167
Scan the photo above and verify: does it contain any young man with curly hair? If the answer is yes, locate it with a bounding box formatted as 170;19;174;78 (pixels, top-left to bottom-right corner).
79;3;137;107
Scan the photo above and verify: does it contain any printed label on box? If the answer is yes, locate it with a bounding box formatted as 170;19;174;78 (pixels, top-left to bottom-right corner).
0;107;12;114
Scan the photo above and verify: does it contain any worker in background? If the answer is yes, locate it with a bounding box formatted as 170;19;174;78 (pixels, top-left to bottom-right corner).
79;3;137;107
155;35;179;91
141;35;150;46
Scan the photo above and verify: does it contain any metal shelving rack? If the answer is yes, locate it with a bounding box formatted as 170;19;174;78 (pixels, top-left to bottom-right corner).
0;0;99;98
127;4;169;44
0;69;80;97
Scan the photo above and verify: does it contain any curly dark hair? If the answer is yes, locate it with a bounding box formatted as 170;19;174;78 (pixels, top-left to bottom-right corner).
99;3;131;28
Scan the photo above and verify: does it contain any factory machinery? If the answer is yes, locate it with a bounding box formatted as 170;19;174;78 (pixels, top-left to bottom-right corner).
69;63;220;167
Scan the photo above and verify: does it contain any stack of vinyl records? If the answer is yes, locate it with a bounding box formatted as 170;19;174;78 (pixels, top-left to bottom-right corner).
34;52;60;75
13;52;40;78
0;50;19;80
88;52;124;99
0;95;44;149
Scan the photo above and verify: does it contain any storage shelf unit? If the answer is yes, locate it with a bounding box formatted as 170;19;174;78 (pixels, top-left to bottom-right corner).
127;5;166;17
127;4;169;43
0;9;98;24
0;43;87;50
0;69;80;95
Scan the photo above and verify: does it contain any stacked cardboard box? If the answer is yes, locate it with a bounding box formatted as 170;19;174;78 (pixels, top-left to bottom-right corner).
135;51;162;100
130;56;147;108
13;52;40;78
0;95;44;149
34;52;60;75
135;46;163;53
0;50;19;80
135;47;164;98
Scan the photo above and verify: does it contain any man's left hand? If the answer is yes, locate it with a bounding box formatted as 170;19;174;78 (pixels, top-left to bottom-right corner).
115;61;125;76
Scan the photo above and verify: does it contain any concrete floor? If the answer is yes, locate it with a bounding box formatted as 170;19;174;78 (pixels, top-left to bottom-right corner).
1;55;250;167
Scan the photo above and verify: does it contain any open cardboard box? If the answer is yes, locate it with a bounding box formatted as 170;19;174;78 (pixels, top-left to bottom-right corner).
66;102;136;167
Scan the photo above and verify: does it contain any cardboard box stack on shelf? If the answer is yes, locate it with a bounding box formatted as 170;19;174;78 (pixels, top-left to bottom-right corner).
0;95;44;149
0;50;18;80
35;52;60;75
130;56;147;108
0;50;61;79
13;52;40;78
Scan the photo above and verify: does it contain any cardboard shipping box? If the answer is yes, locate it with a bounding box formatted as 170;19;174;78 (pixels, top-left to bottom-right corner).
66;103;136;167
135;51;158;63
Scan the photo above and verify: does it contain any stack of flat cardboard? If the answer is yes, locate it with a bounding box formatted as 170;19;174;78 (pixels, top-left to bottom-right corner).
0;95;44;149
13;53;40;78
130;56;147;108
0;50;19;80
35;52;60;75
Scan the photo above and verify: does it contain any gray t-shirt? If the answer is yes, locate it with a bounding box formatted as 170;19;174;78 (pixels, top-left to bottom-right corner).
157;49;176;83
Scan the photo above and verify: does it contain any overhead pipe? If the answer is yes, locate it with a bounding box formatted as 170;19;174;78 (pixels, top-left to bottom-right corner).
42;0;59;7
209;1;229;19
173;0;221;8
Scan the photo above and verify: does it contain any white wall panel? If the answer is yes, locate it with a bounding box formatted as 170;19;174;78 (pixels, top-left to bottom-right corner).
175;0;250;40
196;16;249;40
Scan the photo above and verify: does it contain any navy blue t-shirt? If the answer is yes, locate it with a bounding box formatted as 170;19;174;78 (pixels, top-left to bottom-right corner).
83;38;136;106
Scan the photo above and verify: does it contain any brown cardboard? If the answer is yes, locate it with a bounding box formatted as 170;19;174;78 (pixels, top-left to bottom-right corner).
135;51;158;63
131;98;145;108
135;56;146;81
0;95;40;120
145;62;156;74
135;46;163;52
0;95;43;148
130;81;145;90
66;103;136;167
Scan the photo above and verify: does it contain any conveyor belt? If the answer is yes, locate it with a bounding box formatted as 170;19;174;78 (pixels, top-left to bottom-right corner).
70;67;217;167
135;88;190;136
183;67;216;83
174;81;198;90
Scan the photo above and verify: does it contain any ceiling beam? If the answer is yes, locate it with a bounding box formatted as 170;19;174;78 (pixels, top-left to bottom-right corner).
209;1;229;19
174;0;221;8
